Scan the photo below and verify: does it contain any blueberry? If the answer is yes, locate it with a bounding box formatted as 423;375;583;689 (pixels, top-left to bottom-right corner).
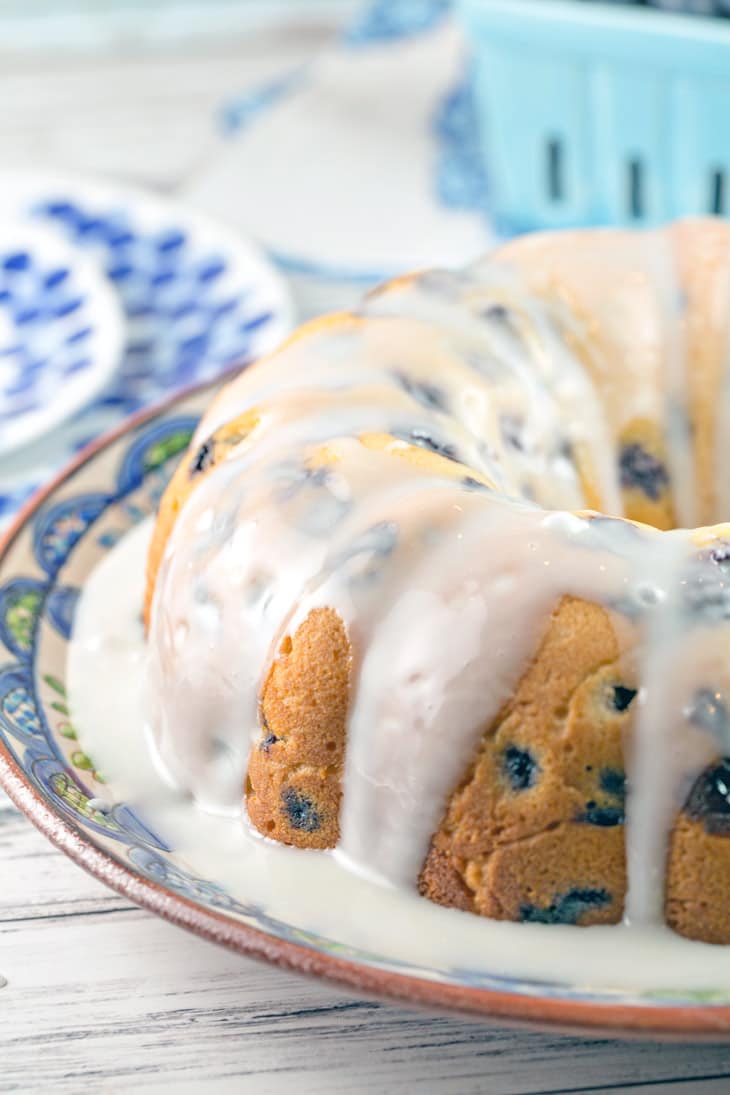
482;303;510;324
503;746;538;791
685;760;730;835
580;804;624;827
274;462;351;537
682;570;730;622
579;769;625;826
500;413;526;453
683;550;730;622
398;427;458;463
351;522;397;558
210;738;232;761
520;887;611;925
600;768;626;798
684;688;729;741
306;466;331;487
259;732;280;752
461;476;490;492
274;462;329;502
619;443;669;501
190;440;215;477
610;685;636;713
281;787;322;832
558;439;574;463
394;371;447;412
706;542;730;567
331;521;398;588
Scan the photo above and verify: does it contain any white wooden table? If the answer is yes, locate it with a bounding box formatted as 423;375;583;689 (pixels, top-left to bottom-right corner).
3;8;730;1091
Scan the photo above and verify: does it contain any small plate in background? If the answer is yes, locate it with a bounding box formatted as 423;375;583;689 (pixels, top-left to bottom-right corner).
0;170;293;524
0;222;123;457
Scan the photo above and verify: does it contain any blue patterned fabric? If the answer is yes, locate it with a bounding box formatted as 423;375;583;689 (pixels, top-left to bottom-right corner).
343;0;452;46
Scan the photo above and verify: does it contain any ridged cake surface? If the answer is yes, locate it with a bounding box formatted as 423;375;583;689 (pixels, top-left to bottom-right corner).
146;222;730;943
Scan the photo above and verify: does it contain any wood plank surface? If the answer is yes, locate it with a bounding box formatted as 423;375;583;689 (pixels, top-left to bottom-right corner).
4;788;730;1095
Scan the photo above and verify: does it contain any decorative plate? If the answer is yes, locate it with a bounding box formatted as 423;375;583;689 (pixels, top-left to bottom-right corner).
0;169;293;525
0;222;123;456
3;385;730;1039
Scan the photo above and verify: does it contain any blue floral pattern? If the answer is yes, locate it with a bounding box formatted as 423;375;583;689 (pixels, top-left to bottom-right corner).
32;196;277;412
432;74;489;214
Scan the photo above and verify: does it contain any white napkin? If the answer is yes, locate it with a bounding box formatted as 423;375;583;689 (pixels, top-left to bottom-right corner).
185;0;496;314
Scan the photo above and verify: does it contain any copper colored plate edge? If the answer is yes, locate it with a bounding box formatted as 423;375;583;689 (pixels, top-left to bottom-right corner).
2;386;730;1039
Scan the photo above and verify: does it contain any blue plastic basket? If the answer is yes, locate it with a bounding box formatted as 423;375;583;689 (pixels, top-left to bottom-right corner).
458;0;730;232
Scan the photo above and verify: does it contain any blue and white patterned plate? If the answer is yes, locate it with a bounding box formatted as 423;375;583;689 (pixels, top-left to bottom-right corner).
0;222;122;457
0;170;293;525
1;384;730;1038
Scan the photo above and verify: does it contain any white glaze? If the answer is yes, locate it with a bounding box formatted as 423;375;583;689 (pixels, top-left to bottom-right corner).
68;521;730;992
136;236;730;941
713;246;730;524
643;229;697;530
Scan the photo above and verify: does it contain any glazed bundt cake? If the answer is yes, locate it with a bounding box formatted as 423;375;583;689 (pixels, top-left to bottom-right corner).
145;221;730;945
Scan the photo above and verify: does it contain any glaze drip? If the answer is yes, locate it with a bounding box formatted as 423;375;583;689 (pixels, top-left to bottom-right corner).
145;224;730;935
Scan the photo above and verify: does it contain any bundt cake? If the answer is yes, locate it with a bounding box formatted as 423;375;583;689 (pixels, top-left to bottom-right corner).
145;221;730;945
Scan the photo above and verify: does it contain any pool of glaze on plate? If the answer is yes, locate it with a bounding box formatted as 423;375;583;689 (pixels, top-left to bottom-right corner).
66;519;730;995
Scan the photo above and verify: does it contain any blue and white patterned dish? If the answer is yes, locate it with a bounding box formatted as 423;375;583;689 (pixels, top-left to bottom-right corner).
0;170;293;526
2;385;730;1038
0;222;122;457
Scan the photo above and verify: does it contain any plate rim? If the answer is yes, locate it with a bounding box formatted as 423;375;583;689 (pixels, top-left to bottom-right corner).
3;384;730;1039
0;219;125;457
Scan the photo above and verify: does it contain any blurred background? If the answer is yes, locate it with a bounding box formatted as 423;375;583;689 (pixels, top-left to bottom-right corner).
0;0;493;318
1;0;730;516
0;1;355;195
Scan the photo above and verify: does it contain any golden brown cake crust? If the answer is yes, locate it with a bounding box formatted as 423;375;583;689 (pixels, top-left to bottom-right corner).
246;607;351;850
149;434;730;941
149;449;730;941
419;596;631;927
244;594;636;929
